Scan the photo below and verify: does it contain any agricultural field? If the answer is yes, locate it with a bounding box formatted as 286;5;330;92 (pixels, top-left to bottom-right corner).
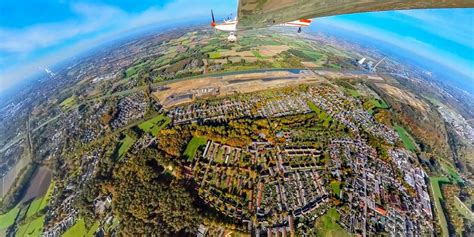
16;215;45;237
62;219;100;237
183;136;208;161
394;125;417;152
315;208;351;237
430;177;451;237
208;52;221;59
138;114;170;136
26;180;55;218
0;205;20;230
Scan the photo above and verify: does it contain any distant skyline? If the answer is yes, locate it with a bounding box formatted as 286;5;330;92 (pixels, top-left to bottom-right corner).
0;0;473;94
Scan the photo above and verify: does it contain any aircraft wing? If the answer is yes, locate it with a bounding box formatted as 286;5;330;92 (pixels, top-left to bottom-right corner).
237;0;474;29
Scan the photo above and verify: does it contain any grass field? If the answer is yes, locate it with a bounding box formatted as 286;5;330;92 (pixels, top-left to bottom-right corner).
117;135;135;159
60;96;76;110
25;199;42;218
440;161;463;184
307;101;332;128
251;50;264;59
138;114;171;136
369;99;389;109
315;208;351;237
430;177;450;237
15;215;45;237
86;221;100;237
345;88;361;97
330;181;341;198
38;180;55;211
208;52;221;59
454;196;474;221
125;62;145;78
0;205;20;229
63;219;87;237
26;180;55;218
394;125;417;152
183;136;208;161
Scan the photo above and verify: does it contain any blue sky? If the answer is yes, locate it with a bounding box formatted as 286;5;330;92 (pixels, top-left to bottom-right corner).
0;0;473;93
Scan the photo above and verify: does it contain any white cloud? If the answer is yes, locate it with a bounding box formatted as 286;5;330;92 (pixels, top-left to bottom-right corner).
0;0;238;92
0;3;125;53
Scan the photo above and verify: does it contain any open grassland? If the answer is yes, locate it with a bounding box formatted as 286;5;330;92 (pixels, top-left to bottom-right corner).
15;215;45;237
430;177;450;237
394;125;417;152
184;136;208;161
315;208;351;237
138;114;170;136
0;205;20;230
60;96;77;110
117;135;135;159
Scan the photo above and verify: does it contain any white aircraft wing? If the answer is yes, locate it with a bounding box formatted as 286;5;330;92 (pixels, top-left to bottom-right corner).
237;0;474;29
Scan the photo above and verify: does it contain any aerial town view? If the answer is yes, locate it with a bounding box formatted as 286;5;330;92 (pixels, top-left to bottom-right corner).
0;1;473;237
